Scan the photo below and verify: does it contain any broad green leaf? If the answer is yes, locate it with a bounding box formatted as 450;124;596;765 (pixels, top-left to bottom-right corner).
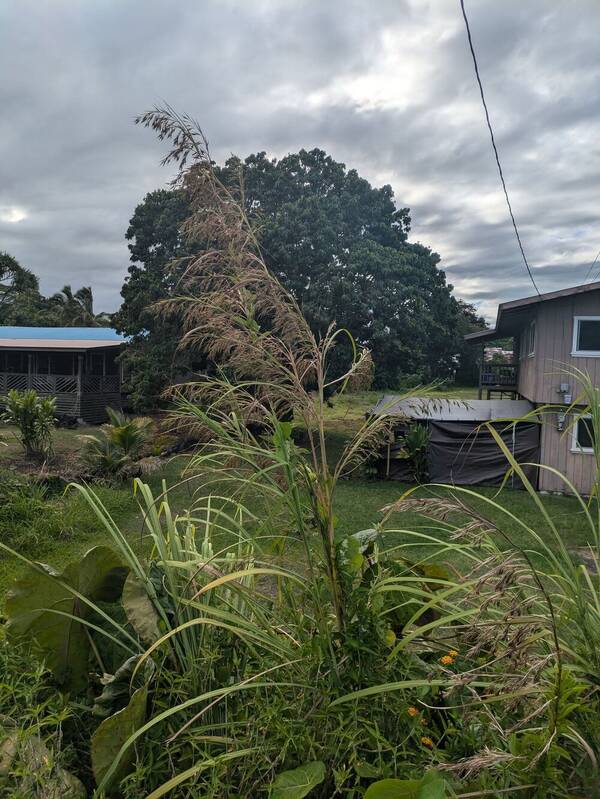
122;572;161;645
5;546;128;692
365;771;449;799
271;760;326;799
91;679;149;789
417;772;448;799
364;779;422;798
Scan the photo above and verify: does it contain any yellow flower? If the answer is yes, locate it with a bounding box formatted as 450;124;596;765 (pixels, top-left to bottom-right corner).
448;649;459;658
407;706;419;718
440;654;454;666
421;736;434;748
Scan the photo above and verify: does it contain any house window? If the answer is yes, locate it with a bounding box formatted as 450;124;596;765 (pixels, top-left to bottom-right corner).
527;320;536;356
572;316;600;356
571;415;595;454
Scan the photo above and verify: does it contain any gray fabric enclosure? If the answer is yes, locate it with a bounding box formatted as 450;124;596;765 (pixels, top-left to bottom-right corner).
370;397;540;487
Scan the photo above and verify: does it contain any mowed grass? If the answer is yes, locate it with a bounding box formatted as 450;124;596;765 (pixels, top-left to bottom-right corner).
0;384;596;596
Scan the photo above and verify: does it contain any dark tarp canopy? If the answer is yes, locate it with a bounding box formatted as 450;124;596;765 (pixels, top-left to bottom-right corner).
370;397;540;487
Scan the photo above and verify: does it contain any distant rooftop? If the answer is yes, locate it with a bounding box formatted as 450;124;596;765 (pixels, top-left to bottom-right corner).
0;326;125;350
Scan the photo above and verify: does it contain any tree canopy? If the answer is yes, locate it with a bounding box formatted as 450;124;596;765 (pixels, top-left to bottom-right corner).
115;149;485;408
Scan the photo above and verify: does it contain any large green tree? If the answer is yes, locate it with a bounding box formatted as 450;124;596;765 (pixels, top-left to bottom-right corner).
112;189;192;410
116;150;484;406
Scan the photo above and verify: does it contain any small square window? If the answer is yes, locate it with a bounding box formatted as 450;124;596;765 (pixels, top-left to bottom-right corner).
572;317;600;356
572;416;595;453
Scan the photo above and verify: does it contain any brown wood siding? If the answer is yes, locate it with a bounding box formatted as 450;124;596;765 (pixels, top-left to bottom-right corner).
513;290;600;494
538;412;597;495
53;393;80;417
517;290;600;404
79;393;122;424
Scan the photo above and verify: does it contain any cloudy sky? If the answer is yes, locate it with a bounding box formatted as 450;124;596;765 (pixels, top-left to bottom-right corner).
1;0;599;319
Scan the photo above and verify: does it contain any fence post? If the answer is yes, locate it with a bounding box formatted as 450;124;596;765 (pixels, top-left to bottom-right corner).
76;354;83;419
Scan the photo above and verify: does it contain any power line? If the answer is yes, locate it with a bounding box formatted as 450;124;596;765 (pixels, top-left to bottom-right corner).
459;0;541;296
583;247;600;283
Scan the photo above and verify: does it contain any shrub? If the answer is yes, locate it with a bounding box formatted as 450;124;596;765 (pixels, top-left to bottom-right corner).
80;407;151;478
1;388;55;459
397;422;429;482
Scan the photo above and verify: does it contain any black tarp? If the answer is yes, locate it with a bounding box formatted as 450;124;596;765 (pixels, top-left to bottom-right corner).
427;420;540;487
372;397;540;488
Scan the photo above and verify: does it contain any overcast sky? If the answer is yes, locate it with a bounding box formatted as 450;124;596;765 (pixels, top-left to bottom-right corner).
1;0;599;319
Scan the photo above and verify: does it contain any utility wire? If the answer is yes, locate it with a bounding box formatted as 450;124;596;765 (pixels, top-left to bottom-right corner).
583;247;600;283
459;0;541;296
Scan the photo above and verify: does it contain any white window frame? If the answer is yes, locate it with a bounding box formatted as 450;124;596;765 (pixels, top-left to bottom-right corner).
571;316;600;357
527;320;536;357
571;414;595;454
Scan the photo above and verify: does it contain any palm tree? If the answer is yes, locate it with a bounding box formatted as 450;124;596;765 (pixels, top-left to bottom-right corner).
50;285;110;326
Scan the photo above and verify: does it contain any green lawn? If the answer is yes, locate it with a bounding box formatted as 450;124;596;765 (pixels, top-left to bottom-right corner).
0;385;596;597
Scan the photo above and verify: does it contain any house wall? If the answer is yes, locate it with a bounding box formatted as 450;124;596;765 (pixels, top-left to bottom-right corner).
80;392;122;424
517;290;600;404
538;413;597;495
513;290;600;494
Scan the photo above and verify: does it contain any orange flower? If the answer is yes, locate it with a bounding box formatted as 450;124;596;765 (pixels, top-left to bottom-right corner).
407;706;419;718
440;654;454;666
448;649;459;658
421;736;434;748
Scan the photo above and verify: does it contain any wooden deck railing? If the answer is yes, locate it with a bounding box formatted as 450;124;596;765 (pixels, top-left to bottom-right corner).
479;362;519;388
0;373;120;394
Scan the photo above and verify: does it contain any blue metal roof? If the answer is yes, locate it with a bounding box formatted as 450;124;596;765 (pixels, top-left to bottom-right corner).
0;326;124;341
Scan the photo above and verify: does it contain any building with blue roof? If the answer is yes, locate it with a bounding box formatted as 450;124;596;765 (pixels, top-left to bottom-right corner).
0;326;125;423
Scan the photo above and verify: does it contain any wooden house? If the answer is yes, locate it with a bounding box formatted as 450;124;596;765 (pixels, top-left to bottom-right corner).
0;326;125;423
466;281;600;495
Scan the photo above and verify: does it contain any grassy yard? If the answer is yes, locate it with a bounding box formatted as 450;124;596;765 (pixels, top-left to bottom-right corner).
0;384;596;597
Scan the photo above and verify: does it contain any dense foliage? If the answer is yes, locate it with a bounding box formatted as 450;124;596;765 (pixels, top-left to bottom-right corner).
0;251;110;327
114;150;484;409
0;631;86;797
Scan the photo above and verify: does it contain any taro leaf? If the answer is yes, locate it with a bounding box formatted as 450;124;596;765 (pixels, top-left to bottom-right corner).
92;654;154;719
91;678;149;790
5;546;128;693
365;771;449;799
271;760;326;799
122;572;161;645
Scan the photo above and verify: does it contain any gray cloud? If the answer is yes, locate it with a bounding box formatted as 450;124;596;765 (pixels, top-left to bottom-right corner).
1;0;599;320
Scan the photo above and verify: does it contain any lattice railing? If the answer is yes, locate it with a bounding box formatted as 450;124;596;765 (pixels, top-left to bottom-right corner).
81;375;120;393
0;373;119;394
